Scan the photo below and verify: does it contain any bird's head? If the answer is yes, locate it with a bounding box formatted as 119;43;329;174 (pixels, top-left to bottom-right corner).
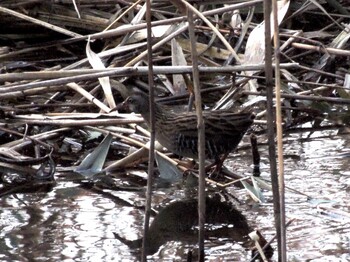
122;92;150;114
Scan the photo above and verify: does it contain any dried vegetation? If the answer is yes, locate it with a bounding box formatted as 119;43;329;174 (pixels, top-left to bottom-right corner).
0;0;350;192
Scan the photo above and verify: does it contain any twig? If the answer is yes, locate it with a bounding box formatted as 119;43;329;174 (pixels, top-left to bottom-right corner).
263;0;282;260
292;42;350;56
243;91;350;105
141;0;156;261
0;63;299;83
187;7;206;262
0;6;82;38
272;0;286;260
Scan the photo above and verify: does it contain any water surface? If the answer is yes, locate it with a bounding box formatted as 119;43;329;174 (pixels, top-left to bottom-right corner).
0;132;349;261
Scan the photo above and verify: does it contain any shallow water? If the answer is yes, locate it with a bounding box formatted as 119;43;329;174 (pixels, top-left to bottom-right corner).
246;131;350;261
0;131;349;261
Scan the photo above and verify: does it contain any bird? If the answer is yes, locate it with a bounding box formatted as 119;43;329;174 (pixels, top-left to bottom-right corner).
122;91;254;164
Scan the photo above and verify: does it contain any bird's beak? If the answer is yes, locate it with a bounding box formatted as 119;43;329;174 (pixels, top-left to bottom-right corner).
111;98;129;112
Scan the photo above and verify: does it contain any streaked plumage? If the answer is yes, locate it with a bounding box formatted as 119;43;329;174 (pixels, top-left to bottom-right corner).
124;92;254;159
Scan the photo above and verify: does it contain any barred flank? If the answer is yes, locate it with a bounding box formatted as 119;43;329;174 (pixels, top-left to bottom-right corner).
129;92;254;159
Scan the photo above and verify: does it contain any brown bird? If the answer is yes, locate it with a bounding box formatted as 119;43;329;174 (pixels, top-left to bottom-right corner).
122;92;254;163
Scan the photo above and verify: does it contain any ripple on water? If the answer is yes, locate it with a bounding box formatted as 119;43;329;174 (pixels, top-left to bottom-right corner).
0;133;349;261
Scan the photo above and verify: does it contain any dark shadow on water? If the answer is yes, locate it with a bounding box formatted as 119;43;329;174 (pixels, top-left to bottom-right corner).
114;196;273;260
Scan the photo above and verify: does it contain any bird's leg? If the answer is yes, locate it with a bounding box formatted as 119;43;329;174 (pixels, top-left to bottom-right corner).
206;153;229;177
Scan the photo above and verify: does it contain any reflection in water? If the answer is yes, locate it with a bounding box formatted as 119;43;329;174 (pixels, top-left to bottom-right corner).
0;133;349;261
0;184;140;261
248;133;350;261
114;196;273;260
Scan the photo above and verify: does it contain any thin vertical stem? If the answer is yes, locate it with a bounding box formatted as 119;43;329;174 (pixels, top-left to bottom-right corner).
188;9;206;262
272;0;286;261
263;0;282;260
141;0;155;261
